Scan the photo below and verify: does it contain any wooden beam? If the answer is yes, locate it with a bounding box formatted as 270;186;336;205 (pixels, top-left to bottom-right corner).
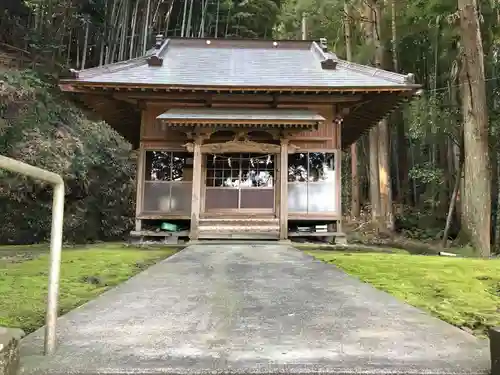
289;136;330;142
188;139;282;154
279;139;289;240
184;139;300;154
112;92;363;104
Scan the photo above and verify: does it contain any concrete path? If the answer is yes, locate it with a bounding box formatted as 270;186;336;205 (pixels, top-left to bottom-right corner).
20;244;490;375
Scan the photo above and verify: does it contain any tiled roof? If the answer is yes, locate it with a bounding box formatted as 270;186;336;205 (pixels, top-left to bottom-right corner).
156;108;326;122
68;38;418;90
63;38;422;148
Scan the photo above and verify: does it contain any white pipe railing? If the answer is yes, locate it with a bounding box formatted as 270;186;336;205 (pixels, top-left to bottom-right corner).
0;155;64;355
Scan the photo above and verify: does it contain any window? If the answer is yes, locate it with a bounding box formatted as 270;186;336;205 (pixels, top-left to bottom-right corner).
205;153;275;211
206;153;275;188
288;152;336;213
145;151;192;181
142;151;192;213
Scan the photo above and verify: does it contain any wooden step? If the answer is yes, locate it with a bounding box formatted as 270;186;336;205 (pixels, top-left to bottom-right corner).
199;220;279;232
200;217;278;224
199;217;280;240
198;231;280;240
200;225;279;233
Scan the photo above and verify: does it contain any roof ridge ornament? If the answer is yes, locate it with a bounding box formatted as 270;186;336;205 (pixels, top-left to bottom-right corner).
69;68;79;78
155;34;164;49
319;38;328;52
321;57;337;70
318;37;337;69
147;36;168;67
404;73;415;84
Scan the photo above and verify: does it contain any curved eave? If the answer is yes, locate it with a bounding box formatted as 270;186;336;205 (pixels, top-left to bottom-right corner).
64;92;141;148
341;92;418;148
58;82;422;150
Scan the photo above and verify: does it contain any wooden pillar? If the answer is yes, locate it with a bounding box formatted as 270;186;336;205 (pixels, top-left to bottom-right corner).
334;114;347;244
135;147;145;232
336;116;344;234
279;139;289;240
336;148;343;234
189;137;203;240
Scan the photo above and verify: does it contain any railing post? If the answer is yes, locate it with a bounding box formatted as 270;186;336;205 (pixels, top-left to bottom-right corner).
44;181;64;355
0;155;64;355
491;327;500;375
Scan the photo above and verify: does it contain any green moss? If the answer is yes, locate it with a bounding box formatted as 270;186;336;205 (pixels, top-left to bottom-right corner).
293;243;411;254
0;243;175;333
307;251;500;336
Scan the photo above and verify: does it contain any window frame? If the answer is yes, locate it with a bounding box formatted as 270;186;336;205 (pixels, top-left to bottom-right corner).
140;148;193;215
205;153;275;188
287;150;338;214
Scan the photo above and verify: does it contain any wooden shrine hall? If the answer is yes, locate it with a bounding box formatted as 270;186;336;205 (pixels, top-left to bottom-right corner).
59;36;421;242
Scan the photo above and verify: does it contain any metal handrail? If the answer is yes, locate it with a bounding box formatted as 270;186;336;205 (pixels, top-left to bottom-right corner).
0;155;64;355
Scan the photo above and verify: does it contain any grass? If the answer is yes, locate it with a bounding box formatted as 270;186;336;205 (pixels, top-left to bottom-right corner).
307;251;500;336
0;243;176;334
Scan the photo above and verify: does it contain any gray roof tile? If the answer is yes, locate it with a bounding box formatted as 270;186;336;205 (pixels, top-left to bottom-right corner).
72;38;416;89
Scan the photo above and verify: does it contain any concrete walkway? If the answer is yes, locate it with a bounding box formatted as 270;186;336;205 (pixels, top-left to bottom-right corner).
20;244;490;375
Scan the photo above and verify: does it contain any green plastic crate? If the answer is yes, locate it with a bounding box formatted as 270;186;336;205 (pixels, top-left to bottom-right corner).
160;222;178;232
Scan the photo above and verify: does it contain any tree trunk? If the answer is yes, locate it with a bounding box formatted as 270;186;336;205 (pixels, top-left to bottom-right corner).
130;0;139;58
199;0;208;37
439;138;451;216
110;0;123;64
164;0;175;36
490;139;498;249
458;0;491;257
81;20;90;69
99;1;108;67
351;143;360;218
224;3;231;37
442;156;463;248
186;0;194;37
362;0;382;228
370;127;381;227
66;28;72;66
391;0;408;206
215;0;221;37
143;0;152;54
378;119;393;230
344;2;360;219
76;29;80;68
105;0;116;64
361;135;370;204
118;0;129;61
373;0;393;230
181;0;189;37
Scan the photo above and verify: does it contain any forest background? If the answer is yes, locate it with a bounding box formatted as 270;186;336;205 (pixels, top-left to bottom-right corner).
0;0;496;257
